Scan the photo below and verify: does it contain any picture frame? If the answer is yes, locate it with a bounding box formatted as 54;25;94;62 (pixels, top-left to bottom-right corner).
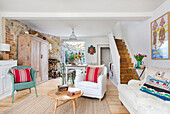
88;45;96;55
151;12;170;59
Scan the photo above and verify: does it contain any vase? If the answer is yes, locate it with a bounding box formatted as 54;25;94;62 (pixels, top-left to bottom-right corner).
136;61;144;68
75;59;79;65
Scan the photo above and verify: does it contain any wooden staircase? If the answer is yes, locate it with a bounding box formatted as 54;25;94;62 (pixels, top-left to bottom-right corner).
115;39;134;84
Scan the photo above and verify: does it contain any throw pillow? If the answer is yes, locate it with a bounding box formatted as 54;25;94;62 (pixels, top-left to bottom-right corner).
85;66;104;83
140;75;170;101
11;68;32;83
143;68;166;81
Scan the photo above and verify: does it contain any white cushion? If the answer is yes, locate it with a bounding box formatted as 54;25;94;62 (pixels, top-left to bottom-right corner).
77;81;99;89
118;84;138;110
143;67;170;81
163;72;170;80
143;68;158;81
136;93;170;114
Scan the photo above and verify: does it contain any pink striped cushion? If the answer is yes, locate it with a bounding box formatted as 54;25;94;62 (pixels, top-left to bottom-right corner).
85;66;103;83
10;68;32;83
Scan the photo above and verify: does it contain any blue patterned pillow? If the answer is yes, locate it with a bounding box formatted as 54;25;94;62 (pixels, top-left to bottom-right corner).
140;75;170;101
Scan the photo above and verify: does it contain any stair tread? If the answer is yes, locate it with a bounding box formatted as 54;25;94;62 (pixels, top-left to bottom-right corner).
115;38;134;84
120;57;131;60
121;62;133;64
121;72;132;75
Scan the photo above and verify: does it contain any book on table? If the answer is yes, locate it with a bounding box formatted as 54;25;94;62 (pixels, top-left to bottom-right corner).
67;88;81;96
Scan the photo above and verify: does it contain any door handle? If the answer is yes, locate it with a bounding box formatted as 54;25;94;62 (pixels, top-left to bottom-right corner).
41;55;43;59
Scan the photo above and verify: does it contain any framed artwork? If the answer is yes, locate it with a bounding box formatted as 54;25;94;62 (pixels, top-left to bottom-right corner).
151;12;170;59
88;45;96;55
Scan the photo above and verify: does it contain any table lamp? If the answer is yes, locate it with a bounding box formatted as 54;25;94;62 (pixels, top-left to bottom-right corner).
0;43;10;60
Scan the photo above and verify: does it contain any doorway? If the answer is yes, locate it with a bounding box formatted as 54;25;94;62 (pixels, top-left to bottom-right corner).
101;47;110;73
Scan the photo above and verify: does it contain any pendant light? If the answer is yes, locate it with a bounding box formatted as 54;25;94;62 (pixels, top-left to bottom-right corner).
69;28;77;40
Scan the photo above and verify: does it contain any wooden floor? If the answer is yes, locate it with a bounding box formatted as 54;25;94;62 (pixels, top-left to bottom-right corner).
0;78;129;114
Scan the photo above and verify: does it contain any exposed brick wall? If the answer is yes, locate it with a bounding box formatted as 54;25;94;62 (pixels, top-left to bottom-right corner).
4;18;61;61
5;19;30;60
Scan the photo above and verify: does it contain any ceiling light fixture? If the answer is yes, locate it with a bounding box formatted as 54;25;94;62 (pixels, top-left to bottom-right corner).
69;28;77;40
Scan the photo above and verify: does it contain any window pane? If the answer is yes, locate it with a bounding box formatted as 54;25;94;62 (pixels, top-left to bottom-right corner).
63;41;85;64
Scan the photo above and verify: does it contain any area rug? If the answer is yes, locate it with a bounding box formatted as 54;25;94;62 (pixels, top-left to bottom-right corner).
2;95;111;114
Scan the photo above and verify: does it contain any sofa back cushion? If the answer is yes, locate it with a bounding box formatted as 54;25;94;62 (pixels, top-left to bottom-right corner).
85;65;104;83
11;68;32;83
140;75;170;101
143;66;170;81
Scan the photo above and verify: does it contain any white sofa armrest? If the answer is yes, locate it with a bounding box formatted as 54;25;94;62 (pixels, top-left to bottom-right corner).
128;79;144;86
75;73;85;87
98;74;107;94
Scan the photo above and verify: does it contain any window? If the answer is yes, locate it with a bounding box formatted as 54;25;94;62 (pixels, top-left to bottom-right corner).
63;41;85;64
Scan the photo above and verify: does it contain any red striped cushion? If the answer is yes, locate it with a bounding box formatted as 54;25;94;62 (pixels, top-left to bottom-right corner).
85;66;103;83
10;68;32;83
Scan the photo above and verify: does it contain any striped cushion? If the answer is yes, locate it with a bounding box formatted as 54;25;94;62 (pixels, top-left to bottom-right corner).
140;75;170;101
11;68;32;83
85;66;103;83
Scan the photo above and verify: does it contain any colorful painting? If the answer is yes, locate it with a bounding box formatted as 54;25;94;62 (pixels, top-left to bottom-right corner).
88;45;96;55
151;12;170;59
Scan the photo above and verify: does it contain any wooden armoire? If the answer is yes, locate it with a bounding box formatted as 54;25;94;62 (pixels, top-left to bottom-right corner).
18;34;49;84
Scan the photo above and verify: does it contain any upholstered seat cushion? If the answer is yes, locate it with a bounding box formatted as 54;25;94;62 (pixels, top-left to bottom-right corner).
14;81;35;90
77;81;99;89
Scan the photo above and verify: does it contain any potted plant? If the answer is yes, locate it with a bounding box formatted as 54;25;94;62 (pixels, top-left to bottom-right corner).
134;53;147;68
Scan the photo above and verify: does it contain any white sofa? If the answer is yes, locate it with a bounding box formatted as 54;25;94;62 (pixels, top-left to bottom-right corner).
118;67;170;114
75;66;107;101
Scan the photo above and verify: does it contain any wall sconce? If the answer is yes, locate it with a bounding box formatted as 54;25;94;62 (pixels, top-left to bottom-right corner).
0;43;10;60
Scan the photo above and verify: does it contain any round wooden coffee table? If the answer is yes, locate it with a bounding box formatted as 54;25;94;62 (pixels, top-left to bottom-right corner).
48;89;83;114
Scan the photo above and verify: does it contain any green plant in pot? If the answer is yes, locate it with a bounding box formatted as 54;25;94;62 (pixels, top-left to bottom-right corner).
69;52;75;64
134;53;147;68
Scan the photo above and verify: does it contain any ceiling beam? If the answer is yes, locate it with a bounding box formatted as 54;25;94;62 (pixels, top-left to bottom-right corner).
0;12;153;20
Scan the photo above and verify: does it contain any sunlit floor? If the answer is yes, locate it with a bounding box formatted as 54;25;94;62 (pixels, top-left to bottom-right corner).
0;77;129;114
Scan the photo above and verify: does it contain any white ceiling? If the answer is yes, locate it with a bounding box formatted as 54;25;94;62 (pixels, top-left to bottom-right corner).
0;0;166;12
21;20;117;37
0;0;166;37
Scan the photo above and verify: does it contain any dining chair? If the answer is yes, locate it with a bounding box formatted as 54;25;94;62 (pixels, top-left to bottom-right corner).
60;63;76;86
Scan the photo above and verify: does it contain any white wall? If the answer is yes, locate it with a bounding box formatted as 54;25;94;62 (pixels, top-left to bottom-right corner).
112;22;123;39
116;0;170;68
122;21;150;66
108;33;120;86
61;36;109;65
85;36;109;64
0;16;2;43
